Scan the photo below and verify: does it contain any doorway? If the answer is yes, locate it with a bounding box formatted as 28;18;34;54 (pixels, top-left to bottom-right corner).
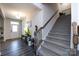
10;20;22;39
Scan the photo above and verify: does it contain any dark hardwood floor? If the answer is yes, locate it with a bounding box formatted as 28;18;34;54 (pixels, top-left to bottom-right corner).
0;39;35;56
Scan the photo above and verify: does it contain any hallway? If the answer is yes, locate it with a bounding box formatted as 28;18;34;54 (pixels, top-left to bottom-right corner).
0;39;35;56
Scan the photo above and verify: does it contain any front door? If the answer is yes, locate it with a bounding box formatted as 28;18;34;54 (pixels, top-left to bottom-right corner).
10;21;22;39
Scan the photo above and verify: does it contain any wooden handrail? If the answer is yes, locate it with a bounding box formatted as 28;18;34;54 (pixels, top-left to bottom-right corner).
37;10;58;32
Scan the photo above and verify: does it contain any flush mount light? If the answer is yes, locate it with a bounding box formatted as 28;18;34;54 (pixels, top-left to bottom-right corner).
16;13;21;19
10;11;26;19
11;21;19;25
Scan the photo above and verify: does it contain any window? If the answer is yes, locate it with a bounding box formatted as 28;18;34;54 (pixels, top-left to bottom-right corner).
12;25;18;32
11;21;19;25
11;21;19;32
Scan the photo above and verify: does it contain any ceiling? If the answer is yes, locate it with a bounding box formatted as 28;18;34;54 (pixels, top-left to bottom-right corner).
1;3;40;19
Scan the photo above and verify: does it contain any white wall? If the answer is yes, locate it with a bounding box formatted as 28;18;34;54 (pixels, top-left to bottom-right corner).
58;3;71;15
42;4;59;40
30;10;43;37
71;3;79;49
0;15;3;28
72;3;78;24
42;12;59;40
0;15;3;36
58;3;71;12
21;16;32;35
4;18;11;40
4;18;22;41
31;3;59;40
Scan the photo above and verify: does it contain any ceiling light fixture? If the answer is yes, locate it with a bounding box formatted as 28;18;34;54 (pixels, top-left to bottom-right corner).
10;11;26;19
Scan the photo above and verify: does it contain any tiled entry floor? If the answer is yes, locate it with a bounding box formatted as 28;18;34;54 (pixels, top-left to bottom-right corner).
0;39;35;56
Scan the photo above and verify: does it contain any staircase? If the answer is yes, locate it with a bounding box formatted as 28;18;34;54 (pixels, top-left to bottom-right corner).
37;14;71;56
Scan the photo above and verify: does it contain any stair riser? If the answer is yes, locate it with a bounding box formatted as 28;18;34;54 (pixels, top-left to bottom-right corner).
52;27;71;31
51;31;71;34
45;40;69;49
47;37;70;45
48;34;70;40
42;42;68;55
43;41;69;53
51;28;71;32
38;46;58;56
41;46;60;56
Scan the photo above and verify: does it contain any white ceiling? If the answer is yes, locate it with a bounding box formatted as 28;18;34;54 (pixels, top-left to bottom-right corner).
1;3;40;19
